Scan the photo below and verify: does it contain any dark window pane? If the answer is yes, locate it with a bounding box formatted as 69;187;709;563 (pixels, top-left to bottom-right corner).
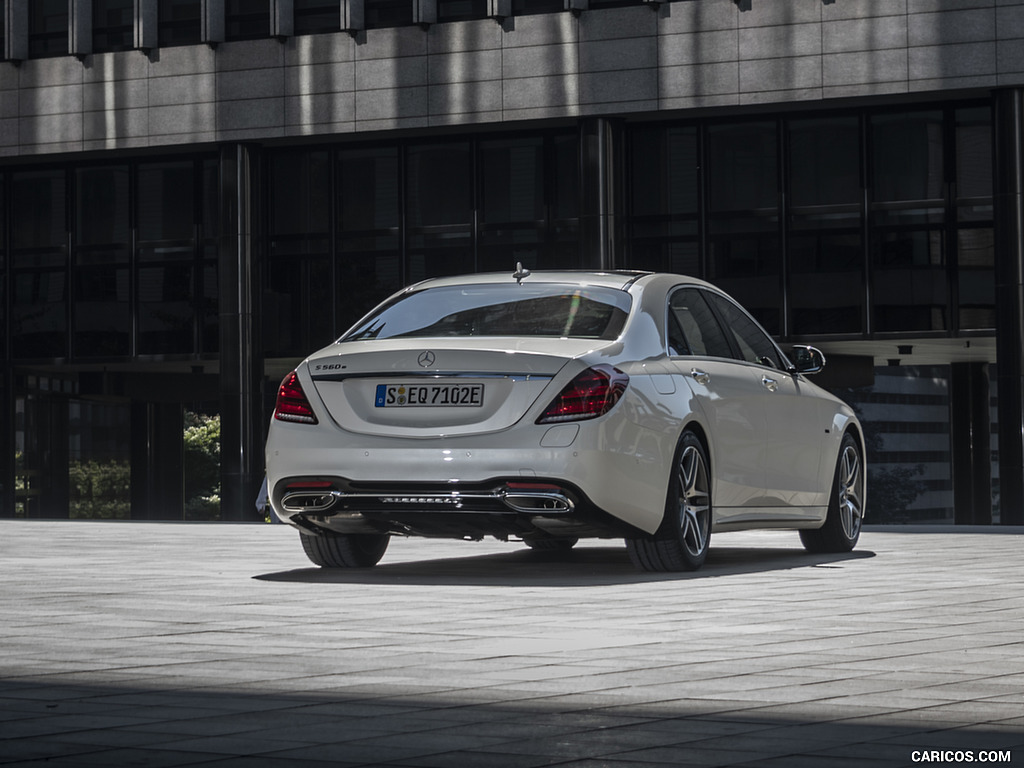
477;226;543;273
201;159;220;238
478;137;548;272
407;143;471;228
12;170;66;262
158;0;202;47
480;138;544;225
628;239;700;276
956;107;992;201
74;266;130;356
707;122;780;333
337;250;401;333
29;0;68;58
138;161;195;245
93;0;134;53
365;0;414;28
552;134;579;221
786;116;864;335
788;229;863;335
708;122;777;214
407;230;473;282
263;255;332;356
872;111;944;202
201;261;218;353
631;126;698;217
76;166;130;257
957;227;995;330
338;148;400;233
627;125;698;275
872;230;946;332
334;148;401;333
0;182;4;360
511;0;564;14
295;0;340;34
269;150;330;237
12;271;67;358
437;0;488;22
789;117;860;207
407;143;472;281
707;237;781;334
139;265;195;353
226;0;270;40
588;0;643;8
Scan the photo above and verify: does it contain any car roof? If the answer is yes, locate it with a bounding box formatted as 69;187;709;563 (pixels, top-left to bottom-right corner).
403;270;714;293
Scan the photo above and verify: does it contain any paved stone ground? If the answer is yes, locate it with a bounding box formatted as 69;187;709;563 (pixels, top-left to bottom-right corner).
1;520;1023;768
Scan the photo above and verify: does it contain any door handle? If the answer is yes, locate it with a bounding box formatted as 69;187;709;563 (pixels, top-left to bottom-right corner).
762;375;778;392
691;368;710;385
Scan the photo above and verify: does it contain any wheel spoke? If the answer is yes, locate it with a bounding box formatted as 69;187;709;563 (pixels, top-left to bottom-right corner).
839;445;863;539
678;445;710;556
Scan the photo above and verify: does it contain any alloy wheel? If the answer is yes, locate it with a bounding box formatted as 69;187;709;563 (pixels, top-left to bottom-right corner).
838;443;863;541
678;444;711;557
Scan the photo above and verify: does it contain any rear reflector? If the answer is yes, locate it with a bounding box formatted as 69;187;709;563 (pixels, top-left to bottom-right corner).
274;371;319;424
536;365;629;424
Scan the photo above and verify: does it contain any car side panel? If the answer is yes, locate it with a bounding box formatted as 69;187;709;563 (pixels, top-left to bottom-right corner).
673;359;767;510
760;371;830;509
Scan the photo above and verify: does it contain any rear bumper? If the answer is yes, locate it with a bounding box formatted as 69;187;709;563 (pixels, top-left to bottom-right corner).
270;475;643;540
265;412;674;535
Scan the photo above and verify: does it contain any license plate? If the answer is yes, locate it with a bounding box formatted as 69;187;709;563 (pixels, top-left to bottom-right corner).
375;383;484;408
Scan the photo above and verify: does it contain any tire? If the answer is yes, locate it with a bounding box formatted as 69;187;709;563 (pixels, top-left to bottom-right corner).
800;432;864;554
626;430;712;572
523;537;578;552
300;531;390;568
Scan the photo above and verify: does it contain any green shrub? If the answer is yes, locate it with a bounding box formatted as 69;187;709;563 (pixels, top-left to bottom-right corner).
184;412;221;520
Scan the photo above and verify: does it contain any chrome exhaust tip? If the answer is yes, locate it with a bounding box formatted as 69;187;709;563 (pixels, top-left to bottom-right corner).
501;488;574;514
281;491;340;514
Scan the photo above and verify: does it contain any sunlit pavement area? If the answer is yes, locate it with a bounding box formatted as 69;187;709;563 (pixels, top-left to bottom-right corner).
2;521;1023;768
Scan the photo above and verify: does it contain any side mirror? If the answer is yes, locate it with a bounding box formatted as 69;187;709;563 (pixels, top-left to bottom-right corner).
791;345;826;375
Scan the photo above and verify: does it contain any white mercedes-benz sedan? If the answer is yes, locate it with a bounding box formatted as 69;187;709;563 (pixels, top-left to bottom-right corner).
266;268;865;572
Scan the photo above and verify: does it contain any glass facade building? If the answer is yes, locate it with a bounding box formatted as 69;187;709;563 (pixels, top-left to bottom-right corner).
0;0;1022;526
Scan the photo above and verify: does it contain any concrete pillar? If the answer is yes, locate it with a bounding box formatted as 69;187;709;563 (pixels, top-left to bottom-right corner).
130;401;184;520
994;88;1024;526
272;0;293;37
5;0;27;61
414;0;436;26
580;117;622;270
218;145;264;522
135;0;157;50
950;362;992;525
203;0;224;44
70;0;92;57
0;369;10;518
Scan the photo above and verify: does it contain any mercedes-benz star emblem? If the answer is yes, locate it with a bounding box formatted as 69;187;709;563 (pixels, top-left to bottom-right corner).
417;351;436;368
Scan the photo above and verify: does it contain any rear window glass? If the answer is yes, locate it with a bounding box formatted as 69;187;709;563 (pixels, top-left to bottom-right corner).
342;284;632;341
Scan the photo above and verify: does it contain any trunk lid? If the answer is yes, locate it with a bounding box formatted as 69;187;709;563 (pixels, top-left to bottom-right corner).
306;338;608;437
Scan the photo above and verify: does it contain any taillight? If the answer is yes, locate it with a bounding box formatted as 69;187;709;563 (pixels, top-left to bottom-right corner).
274;371;318;424
537;365;629;424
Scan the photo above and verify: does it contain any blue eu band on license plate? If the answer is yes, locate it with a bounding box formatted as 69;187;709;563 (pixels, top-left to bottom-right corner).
375;383;484;408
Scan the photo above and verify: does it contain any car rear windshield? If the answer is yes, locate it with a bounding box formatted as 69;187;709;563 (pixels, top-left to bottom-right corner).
342;284;632;342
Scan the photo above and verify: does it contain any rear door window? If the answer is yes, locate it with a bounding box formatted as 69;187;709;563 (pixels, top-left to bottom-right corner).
704;292;784;369
668;287;733;358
